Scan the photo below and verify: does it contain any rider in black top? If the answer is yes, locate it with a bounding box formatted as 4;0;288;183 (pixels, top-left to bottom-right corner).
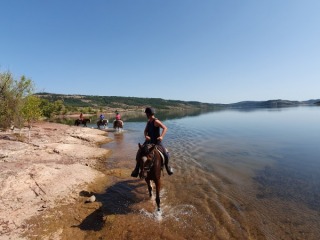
131;107;173;177
145;117;160;144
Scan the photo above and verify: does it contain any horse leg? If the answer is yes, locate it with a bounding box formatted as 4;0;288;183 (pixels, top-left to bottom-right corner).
155;179;161;211
145;179;152;197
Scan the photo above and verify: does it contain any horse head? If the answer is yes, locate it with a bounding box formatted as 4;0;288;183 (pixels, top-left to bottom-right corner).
138;143;156;178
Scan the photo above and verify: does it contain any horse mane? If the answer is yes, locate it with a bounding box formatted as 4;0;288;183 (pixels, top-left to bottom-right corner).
143;143;153;153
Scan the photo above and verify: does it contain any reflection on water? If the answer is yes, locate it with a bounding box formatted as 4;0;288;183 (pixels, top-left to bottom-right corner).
52;108;221;125
63;106;320;239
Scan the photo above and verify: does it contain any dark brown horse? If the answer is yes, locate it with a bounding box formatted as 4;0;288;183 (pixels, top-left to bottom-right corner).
74;118;91;127
113;120;123;131
97;119;108;129
137;143;163;211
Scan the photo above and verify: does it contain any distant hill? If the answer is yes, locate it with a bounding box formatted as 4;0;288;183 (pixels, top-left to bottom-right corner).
303;99;320;105
35;92;225;111
229;99;320;108
35;93;320;110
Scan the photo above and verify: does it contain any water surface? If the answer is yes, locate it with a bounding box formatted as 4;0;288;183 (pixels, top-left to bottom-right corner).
87;106;320;239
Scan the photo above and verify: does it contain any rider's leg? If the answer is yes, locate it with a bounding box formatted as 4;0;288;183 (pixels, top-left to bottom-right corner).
131;149;141;178
158;143;173;175
164;152;173;175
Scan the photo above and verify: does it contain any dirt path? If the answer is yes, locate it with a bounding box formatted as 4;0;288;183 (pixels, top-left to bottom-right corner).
0;122;112;240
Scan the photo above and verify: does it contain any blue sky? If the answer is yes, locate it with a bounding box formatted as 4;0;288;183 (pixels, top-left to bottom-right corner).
1;0;319;104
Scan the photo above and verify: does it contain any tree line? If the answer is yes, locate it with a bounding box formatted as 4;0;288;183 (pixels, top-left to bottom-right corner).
36;93;222;111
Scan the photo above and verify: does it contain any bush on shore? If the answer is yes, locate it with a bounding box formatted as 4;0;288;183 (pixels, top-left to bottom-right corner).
0;71;37;130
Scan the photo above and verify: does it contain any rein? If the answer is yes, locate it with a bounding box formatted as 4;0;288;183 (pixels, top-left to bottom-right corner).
144;148;156;172
139;144;164;179
143;146;164;175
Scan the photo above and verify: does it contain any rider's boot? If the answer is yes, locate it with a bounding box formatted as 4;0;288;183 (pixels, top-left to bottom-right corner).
131;162;140;178
164;153;173;175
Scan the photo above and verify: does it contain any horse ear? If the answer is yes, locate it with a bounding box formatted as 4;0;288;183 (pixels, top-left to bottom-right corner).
138;143;142;149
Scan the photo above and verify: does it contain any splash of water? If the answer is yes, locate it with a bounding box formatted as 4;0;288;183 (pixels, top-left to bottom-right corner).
139;208;163;221
139;204;197;223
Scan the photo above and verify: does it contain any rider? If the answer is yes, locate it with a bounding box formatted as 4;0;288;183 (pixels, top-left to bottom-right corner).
131;107;173;177
99;113;105;121
79;112;83;121
115;110;121;121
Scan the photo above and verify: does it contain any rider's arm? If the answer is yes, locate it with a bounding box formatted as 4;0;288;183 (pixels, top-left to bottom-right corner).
155;120;167;141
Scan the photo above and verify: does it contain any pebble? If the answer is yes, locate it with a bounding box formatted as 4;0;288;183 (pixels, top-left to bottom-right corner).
85;195;96;203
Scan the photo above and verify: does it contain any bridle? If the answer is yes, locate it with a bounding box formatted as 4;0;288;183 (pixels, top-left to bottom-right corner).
141;144;156;176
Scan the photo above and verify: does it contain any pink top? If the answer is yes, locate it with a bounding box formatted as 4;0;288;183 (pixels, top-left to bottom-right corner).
116;114;121;120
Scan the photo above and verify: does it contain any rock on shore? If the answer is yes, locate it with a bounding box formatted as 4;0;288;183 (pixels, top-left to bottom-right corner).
0;122;111;239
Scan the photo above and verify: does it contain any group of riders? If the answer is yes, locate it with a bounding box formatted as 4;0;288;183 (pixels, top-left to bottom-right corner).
97;110;121;122
79;110;122;125
79;107;173;177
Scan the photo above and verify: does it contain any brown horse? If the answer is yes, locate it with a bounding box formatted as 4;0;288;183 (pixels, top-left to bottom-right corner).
74;118;91;127
137;143;163;211
97;119;108;129
113;120;123;130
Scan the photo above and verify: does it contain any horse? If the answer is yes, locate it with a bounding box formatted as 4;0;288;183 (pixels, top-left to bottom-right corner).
74;118;91;127
97;119;108;129
137;143;163;211
113;120;123;131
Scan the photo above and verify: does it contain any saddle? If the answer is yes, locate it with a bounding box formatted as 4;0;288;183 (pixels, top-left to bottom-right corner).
155;145;166;166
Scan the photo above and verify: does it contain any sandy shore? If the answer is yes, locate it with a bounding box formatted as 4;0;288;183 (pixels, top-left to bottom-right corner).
0;122;112;239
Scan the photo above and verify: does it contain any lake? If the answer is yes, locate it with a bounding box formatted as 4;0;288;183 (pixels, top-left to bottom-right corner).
85;106;320;239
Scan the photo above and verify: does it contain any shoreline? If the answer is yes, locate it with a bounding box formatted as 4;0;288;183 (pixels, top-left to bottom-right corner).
0;121;112;239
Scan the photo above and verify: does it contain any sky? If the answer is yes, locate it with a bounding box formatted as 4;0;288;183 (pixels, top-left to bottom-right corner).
1;0;319;104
